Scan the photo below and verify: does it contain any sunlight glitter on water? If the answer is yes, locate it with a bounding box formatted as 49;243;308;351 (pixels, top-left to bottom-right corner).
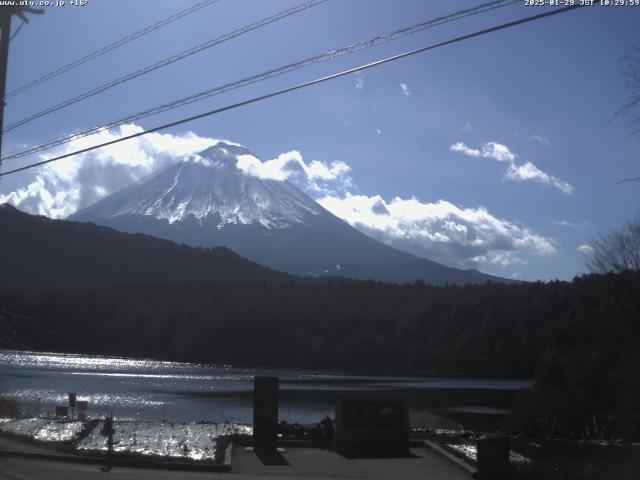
1;349;529;425
67;372;239;381
446;443;531;465
4;389;164;408
0;350;210;373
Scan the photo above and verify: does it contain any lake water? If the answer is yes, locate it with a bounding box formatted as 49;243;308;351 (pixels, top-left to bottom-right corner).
0;350;531;428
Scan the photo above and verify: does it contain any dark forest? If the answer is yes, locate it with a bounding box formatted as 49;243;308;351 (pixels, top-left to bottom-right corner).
2;270;640;439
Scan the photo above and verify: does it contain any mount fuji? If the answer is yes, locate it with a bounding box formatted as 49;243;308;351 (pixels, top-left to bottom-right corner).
70;142;511;285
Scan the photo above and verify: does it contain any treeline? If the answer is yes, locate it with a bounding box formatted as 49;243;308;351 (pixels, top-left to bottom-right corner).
2;272;638;376
2;271;640;439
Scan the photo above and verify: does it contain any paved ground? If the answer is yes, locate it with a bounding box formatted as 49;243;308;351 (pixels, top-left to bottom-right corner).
0;446;470;480
0;436;59;456
0;431;470;479
0;457;223;480
232;445;470;479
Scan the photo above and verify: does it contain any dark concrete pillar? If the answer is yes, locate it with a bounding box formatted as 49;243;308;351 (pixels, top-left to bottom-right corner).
253;376;279;451
334;397;409;455
477;437;510;480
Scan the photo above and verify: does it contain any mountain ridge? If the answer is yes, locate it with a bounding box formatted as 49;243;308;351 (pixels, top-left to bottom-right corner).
0;203;294;291
70;141;516;285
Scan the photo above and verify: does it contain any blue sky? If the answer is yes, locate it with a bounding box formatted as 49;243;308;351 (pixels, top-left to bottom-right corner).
1;0;639;281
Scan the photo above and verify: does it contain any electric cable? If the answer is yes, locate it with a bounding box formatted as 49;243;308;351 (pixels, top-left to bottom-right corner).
4;0;222;99
2;0;517;162
0;4;584;178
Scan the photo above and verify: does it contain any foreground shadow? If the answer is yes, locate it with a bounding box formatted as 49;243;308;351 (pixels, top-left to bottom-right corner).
254;449;290;465
338;450;421;459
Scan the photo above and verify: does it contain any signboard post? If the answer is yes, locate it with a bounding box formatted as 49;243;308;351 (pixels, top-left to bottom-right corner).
252;376;279;451
101;415;115;472
77;400;88;421
68;393;76;418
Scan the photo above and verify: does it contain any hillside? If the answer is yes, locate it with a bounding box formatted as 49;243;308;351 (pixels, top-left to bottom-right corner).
0;203;293;291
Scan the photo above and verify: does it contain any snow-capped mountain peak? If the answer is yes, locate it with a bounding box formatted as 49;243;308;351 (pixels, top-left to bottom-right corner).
189;142;252;168
73;141;323;229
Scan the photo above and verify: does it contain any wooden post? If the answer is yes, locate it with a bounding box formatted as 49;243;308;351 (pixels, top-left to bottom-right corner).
0;10;11;164
0;6;43;174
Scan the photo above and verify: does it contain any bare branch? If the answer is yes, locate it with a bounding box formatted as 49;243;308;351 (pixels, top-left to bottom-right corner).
585;215;640;273
615;45;640;141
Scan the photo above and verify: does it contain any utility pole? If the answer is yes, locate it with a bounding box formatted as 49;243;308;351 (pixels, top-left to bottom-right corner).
0;6;43;175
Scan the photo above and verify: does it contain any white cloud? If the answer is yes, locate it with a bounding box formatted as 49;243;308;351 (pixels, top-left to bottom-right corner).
450;142;481;158
317;193;556;268
553;219;588;228
236;151;352;194
482;142;516;162
0;176;80;219
355;72;365;90
528;134;551;146
375;128;382;135
577;244;594;256
399;83;411;96
450;141;515;162
1;124;357;219
506;162;575;195
451;140;574;195
0;124;227;218
462;121;474;132
1;122;356;219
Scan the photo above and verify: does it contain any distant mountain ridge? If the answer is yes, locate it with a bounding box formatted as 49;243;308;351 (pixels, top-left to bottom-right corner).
70;141;515;285
0;203;292;291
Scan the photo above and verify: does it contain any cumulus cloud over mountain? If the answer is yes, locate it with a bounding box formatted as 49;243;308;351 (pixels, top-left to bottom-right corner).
235;151;352;195
0;124;221;218
1;124;355;219
0;123;557;271
317;194;556;268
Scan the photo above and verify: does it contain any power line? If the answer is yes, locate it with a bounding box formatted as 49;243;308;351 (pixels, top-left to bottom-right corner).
2;0;519;163
3;0;328;134
0;4;584;179
4;0;222;99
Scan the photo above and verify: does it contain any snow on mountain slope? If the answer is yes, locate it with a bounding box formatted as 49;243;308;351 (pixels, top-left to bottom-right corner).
70;141;514;285
74;143;323;229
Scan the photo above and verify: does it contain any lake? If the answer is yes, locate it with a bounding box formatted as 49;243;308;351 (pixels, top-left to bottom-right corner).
0;350;530;429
